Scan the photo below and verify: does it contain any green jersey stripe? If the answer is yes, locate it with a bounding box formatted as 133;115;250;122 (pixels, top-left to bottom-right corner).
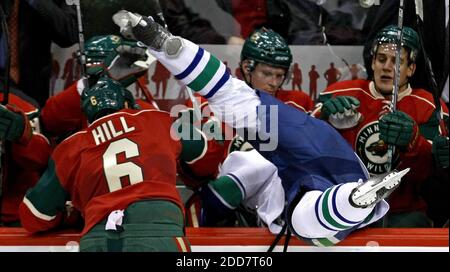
316;237;339;247
321;188;352;230
188;54;221;92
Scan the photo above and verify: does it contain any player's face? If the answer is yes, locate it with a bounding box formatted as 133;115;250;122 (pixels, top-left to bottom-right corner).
371;44;415;97
248;63;286;95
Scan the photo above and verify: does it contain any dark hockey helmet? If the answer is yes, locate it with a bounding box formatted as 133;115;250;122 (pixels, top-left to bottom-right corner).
81;77;139;123
371;25;420;63
241;28;292;71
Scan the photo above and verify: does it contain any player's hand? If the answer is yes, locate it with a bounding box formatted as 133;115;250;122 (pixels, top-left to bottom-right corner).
320;96;361;129
113;10;169;50
106;39;150;86
432;135;449;168
0;104;32;144
379;111;418;150
112;10;183;57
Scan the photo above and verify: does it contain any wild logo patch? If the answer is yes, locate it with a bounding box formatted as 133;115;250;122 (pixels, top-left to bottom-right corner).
356;121;399;175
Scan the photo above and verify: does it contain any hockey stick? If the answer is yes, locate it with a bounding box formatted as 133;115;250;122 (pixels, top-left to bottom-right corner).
385;0;405;172
65;0;87;86
414;0;448;136
0;5;11;224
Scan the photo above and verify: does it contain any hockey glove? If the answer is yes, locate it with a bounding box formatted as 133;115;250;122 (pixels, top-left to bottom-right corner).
432;135;449;168
320;96;361;129
379;111;419;150
228;135;254;154
0;104;32;144
113;10;183;57
106;40;152;87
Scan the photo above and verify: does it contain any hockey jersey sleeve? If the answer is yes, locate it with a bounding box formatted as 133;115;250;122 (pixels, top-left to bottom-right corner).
146;38;262;132
19;158;68;233
41;80;87;136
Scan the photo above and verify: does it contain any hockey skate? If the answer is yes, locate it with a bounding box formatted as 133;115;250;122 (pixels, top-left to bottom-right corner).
350;168;410;208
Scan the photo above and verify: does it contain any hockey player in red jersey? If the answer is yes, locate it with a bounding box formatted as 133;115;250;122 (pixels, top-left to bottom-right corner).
314;25;449;227
0;89;52;226
41;35;156;138
19;77;208;251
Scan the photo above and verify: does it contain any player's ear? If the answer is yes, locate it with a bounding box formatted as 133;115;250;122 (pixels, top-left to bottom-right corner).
407;62;416;78
241;60;252;76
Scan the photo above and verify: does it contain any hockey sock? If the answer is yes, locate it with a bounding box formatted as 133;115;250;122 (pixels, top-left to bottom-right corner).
199;175;243;226
291;182;374;239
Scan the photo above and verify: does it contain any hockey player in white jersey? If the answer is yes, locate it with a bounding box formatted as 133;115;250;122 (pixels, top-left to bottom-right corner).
112;10;410;247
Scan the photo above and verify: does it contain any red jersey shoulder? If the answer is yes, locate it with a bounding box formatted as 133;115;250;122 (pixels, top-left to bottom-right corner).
404;88;443;123
323;79;369;94
407;88;440;110
276;90;313;112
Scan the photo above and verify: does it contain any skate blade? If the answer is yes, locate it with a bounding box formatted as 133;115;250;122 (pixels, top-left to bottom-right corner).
352;168;410;207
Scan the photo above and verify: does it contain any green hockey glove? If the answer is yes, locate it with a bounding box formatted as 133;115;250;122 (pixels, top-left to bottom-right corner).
104;39;152;87
0;104;32;144
320;96;361;129
379;111;418;150
432;135;449;168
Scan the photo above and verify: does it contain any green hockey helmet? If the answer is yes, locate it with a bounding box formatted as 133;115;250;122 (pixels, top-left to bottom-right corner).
371;25;420;63
241;28;292;70
81;77;139;123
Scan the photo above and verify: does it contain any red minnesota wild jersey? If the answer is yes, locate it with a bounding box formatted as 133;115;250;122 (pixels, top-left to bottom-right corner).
318;80;449;213
20;109;182;234
1;91;52;223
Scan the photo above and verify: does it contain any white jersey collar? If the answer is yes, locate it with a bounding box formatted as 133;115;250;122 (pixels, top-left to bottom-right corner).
369;81;412;101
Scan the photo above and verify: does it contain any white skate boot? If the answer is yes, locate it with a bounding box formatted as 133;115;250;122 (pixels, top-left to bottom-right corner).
350;168;410;208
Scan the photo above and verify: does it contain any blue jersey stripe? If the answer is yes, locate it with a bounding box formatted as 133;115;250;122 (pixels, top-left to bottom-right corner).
227;173;247;198
314;191;339;231
331;184;359;225
204;70;230;99
175;47;204;80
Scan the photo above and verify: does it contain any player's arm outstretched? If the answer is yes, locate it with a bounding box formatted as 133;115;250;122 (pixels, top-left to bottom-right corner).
113;10;261;132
